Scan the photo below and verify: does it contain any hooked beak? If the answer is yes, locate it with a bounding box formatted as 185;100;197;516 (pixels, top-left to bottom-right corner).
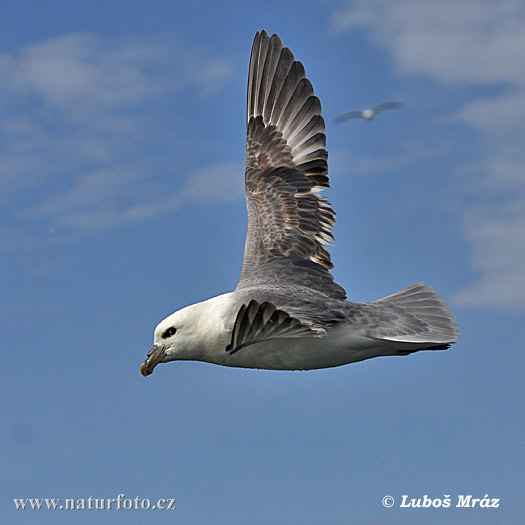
140;344;166;377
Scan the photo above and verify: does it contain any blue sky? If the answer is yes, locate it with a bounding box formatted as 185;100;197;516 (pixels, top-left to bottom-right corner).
2;1;524;523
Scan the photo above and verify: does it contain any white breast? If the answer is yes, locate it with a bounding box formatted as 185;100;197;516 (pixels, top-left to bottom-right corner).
203;323;390;371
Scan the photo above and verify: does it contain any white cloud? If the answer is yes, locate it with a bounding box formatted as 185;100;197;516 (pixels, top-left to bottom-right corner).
179;162;245;203
454;211;525;310
1;33;232;115
0;33;236;246
445;90;525;135
331;0;525;86
331;0;525;312
22;161;244;235
330;141;446;178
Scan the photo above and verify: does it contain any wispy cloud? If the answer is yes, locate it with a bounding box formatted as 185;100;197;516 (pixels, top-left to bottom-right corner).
21;161;244;235
454;210;525;310
0;33;236;248
330;141;447;178
331;0;525;85
331;0;525;312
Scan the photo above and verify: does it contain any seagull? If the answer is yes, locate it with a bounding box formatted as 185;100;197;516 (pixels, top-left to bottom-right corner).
140;31;458;376
335;102;404;123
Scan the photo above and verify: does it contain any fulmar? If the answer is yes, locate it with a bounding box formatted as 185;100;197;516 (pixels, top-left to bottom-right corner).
140;30;459;376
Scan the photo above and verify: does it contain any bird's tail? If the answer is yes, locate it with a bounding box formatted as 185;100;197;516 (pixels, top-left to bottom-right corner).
369;282;459;348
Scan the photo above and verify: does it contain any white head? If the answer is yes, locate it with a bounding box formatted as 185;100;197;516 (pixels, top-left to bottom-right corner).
140;293;233;376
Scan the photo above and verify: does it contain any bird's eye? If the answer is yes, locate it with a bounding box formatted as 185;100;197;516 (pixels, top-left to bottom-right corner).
162;327;177;339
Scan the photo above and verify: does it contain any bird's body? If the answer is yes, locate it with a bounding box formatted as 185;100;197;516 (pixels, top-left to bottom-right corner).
150;286;453;372
140;31;459;377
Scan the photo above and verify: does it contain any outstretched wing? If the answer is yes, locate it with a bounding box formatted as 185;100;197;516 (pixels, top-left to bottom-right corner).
335;110;365;122
372;101;404;114
238;30;345;300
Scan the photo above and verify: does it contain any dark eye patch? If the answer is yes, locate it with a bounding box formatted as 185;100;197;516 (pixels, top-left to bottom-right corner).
162;327;177;339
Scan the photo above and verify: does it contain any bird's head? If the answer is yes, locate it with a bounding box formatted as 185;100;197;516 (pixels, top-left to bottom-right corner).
140;293;233;376
140;304;204;377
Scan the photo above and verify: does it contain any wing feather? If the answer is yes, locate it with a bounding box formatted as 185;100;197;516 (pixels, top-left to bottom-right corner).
226;300;317;354
239;30;344;299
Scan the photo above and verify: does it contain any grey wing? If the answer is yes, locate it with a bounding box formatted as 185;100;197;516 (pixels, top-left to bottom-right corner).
335;110;365;122
226;300;321;354
239;30;346;300
372;101;404;114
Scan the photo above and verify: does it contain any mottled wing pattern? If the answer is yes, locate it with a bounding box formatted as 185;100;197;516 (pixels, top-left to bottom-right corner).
238;30;345;299
226;300;319;354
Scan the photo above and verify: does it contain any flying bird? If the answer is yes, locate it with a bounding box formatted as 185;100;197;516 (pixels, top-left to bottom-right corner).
336;102;404;123
140;31;458;376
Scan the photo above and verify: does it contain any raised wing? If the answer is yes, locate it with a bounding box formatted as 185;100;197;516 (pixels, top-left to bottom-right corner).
335;110;365;122
238;30;345;299
372;101;404;114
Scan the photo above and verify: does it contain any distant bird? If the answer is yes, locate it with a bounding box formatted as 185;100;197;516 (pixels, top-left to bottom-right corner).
140;31;458;377
336;102;404;123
